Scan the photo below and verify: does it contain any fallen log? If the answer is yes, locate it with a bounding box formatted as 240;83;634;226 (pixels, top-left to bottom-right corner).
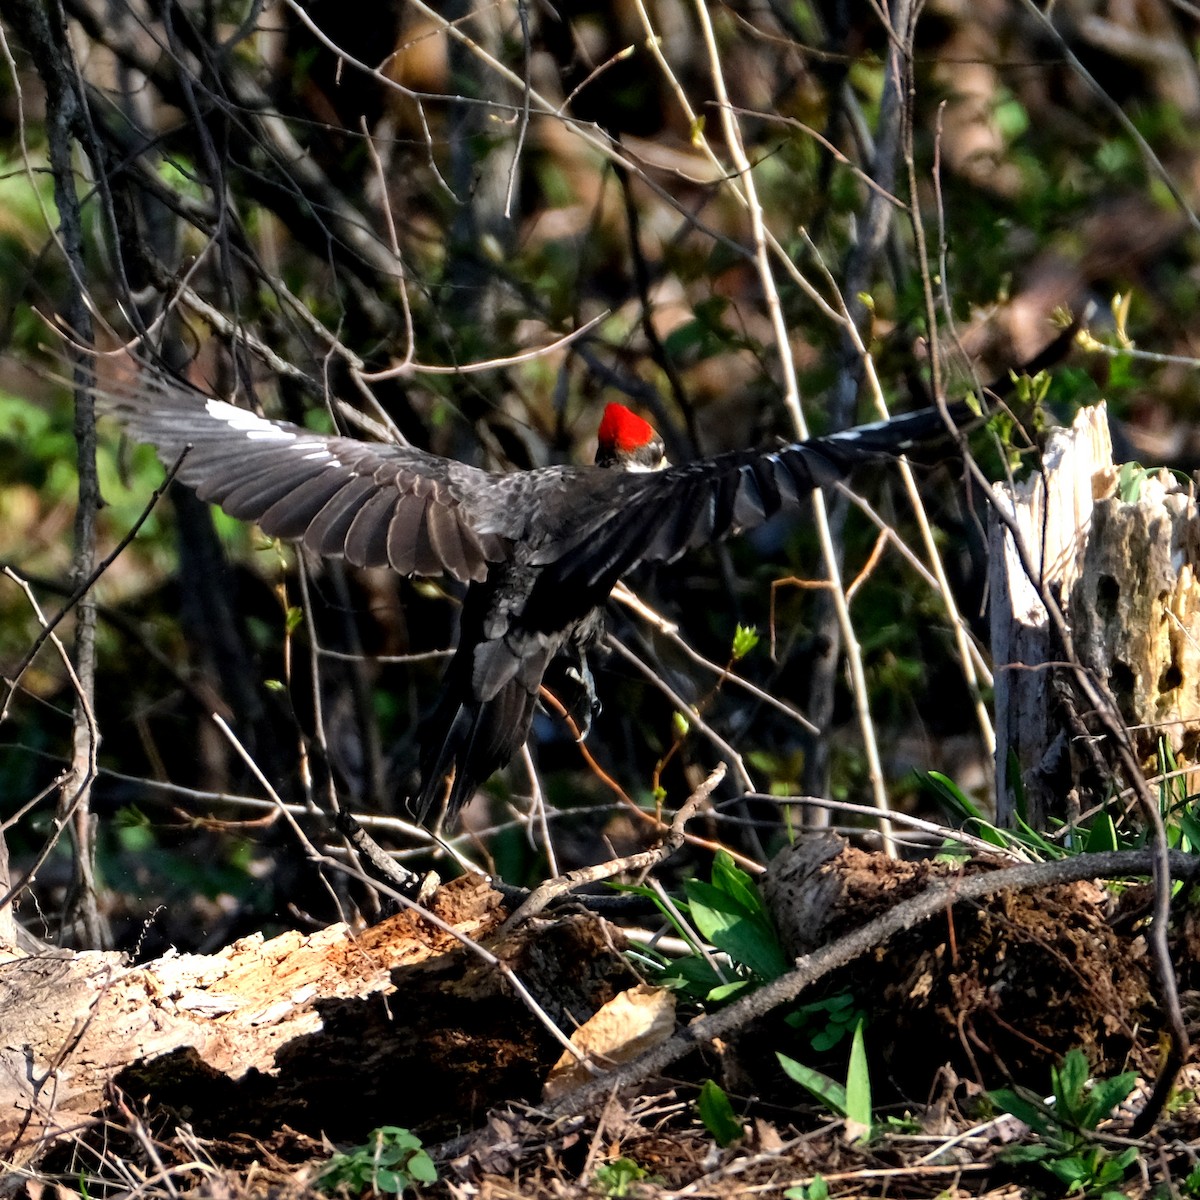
0;875;632;1166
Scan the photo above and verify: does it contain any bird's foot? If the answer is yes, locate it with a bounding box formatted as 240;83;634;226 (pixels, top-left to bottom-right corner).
563;659;601;740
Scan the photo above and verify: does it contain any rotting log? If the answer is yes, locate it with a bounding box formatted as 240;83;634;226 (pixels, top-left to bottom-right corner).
989;403;1200;826
761;833;1149;1091
0;876;633;1167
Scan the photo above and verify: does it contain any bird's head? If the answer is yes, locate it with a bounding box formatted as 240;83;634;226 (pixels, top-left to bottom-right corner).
595;403;667;471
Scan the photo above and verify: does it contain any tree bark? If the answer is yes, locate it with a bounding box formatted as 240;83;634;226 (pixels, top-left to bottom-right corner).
990;402;1200;825
990;404;1112;825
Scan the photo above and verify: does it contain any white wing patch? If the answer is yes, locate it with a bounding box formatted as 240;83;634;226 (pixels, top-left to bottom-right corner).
201;396;342;465
204;397;293;440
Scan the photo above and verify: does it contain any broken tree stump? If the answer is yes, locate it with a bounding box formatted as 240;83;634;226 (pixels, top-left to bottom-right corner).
990;402;1200;826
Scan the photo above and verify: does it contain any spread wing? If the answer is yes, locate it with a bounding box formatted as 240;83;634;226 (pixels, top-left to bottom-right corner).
100;363;968;592
96;367;523;583
527;402;972;594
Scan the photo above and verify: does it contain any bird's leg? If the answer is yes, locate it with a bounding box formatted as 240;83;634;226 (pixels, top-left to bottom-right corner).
545;646;602;740
564;651;601;740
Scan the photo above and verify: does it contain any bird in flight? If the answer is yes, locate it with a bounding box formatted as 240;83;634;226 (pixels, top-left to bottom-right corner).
96;361;970;826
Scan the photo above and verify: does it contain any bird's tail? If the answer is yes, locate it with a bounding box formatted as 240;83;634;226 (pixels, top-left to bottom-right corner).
410;678;537;826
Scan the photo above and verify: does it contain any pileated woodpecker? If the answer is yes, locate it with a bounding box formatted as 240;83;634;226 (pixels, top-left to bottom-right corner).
98;365;971;824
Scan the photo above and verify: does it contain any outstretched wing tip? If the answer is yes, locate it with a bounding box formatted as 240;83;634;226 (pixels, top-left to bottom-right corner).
99;364;513;582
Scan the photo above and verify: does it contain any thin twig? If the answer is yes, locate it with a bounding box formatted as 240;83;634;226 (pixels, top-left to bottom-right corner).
683;2;900;847
605;636;755;794
0;573;98;924
319;857;592;1068
612;583;819;735
498;763;725;934
537;688;761;874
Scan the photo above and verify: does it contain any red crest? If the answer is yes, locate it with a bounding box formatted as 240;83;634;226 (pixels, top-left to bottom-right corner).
598;403;657;452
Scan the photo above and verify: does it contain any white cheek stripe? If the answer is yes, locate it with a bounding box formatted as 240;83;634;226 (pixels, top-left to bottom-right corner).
621;455;670;473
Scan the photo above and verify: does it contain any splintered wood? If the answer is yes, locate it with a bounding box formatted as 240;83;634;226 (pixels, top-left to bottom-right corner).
990;403;1200;825
0;877;505;1164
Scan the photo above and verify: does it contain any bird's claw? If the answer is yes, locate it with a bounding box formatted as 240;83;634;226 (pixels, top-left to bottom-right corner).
564;659;600;739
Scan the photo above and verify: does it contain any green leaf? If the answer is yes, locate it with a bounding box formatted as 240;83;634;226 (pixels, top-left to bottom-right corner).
844;1019;872;1133
1043;1155;1090;1188
784;1178;829;1200
809;1026;844;1053
1014;814;1064;859
1080;1071;1137;1128
1002;1143;1056;1164
685;878;788;980
1084;812;1118;853
777;1052;848;1117
1117;460;1146;502
993;94;1030;139
990;1087;1053;1134
731;624;759;660
315;1126;436;1195
373;1168;404;1193
788;992;863;1052
1053;1048;1089;1117
1011;369;1053;408
611;881;707;950
656;954;725;998
1178;806;1200;852
917;769;983;820
1008;749;1028;823
593;1157;648;1197
659;300;737;363
711;851;766;917
697;1079;744;1147
407;1150;438;1184
706;979;756;1003
974;824;1011;848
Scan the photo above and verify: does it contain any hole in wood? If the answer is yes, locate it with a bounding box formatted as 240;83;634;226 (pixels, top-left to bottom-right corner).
1097;573;1120;620
1158;662;1183;693
1110;659;1135;702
